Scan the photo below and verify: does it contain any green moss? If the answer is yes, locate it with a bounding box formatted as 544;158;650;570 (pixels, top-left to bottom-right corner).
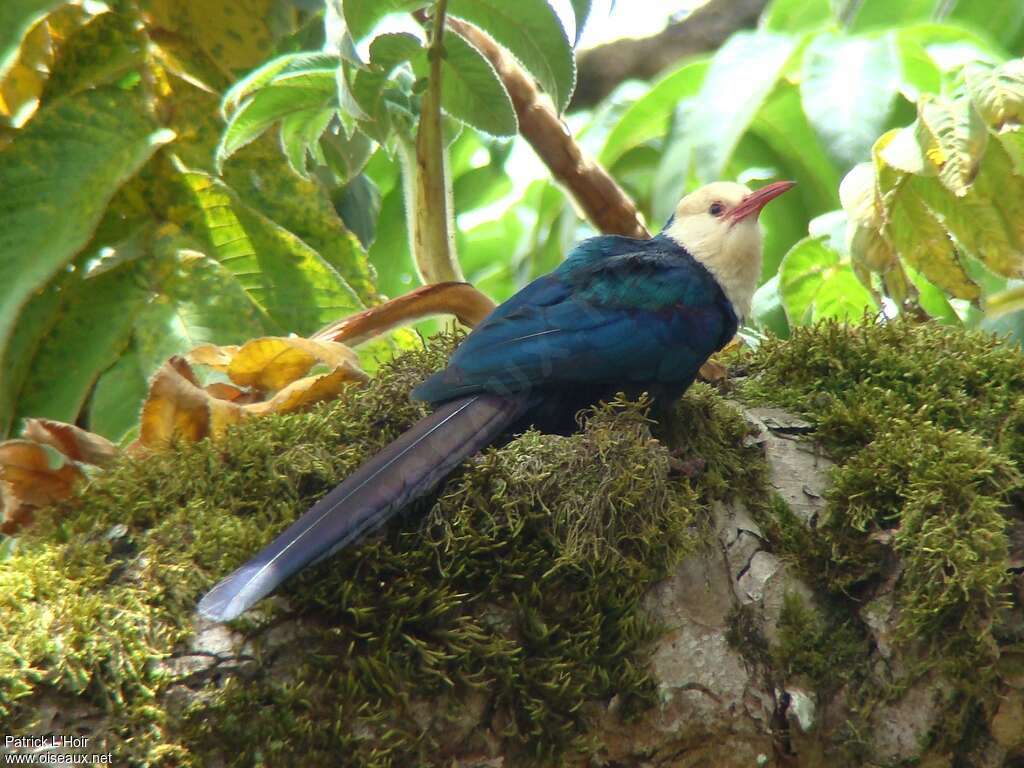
772;592;866;694
1;333;765;766
738;319;1024;762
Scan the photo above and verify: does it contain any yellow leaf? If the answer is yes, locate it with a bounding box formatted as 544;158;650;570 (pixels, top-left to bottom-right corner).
144;0;278;73
245;362;368;416
225;337;361;391
915;94;987;197
187;344;239;371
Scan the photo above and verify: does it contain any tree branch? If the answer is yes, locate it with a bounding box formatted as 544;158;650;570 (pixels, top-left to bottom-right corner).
571;0;770;110
447;16;650;239
413;0;463;284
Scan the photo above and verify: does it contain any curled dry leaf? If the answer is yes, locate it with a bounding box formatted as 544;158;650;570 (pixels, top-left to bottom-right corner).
225;337;361;391
139;357;246;448
313;282;496;344
0;440;84;534
22;418;118;467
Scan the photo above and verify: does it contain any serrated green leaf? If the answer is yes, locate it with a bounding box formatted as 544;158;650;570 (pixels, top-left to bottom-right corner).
413;27;517;136
320;124;374;181
222;52;340;117
447;0;576;112
599;58;708;167
13;262;148;427
182;169;364;333
343;0;430;41
964;59;1024;129
350;33;423;140
0;87;173;391
88;347;146;443
280;107;335;176
217;80;336;170
762;0;832;32
569;0;592;44
779;236;876;323
997;125;1024;174
882;174;980;300
688;31;796;182
968;139;1024;276
0;0;62;81
916;94;987;196
801;32;901;171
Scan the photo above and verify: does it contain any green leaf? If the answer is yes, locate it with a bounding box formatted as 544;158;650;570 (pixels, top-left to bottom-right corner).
908;266;960;324
688;31;797;182
42;9;144;99
997;125;1024;174
752;82;841;210
0;0;63;80
280;107;335;176
333;173;382;249
762;0;833;32
182;169;364;334
569;0;592;44
848;0;939;32
984;283;1024;320
132;246;274;374
13;262;148;426
88;347;147;443
320;124;375;182
447;0;576;112
0;87;173;386
949;0;1024;50
801;32;902;171
599;59;708;167
224;137;377;303
0;274;64;437
222;53;340;116
964;59;1024;129
350;33;423;140
916;93;987;196
217;80;337;171
779;237;876;323
342;0;430;41
413;27;517;136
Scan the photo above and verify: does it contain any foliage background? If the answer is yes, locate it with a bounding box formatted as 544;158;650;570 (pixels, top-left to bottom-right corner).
1;0;1024;446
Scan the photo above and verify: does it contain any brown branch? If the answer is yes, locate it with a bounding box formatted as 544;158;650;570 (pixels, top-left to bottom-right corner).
446;16;650;239
571;0;770;109
313;282;496;345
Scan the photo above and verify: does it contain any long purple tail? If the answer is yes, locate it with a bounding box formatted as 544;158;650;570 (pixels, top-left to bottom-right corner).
198;394;529;622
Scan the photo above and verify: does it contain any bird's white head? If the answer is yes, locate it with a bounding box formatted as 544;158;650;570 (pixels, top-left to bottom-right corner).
662;180;795;320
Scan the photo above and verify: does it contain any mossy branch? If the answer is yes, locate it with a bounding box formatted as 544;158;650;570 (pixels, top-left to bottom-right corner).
411;0;463;284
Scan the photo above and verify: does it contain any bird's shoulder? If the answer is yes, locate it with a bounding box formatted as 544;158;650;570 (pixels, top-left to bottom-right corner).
558;233;726;310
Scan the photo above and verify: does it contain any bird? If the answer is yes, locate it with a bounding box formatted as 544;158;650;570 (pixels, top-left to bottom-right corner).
198;180;795;622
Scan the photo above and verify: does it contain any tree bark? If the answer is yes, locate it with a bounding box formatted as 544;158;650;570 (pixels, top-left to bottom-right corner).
571;0;771;110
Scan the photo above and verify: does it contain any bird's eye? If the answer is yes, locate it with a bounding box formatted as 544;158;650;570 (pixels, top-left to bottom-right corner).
709;202;725;217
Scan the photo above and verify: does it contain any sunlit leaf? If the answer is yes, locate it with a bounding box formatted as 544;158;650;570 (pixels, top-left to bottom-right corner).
217;80;336;171
599;59;708;167
915;94;987;196
801;32;902;171
687;31;796;183
280;106;334;176
181;169;364;334
244;364;367;415
779;236;877;323
569;0;592;44
762;0;832;32
412;27;517;136
964;59;1024;129
848;0;939;32
949;0;1024;50
342;0;430;41
447;0;576;112
139;357;245;448
984;284;1024;320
